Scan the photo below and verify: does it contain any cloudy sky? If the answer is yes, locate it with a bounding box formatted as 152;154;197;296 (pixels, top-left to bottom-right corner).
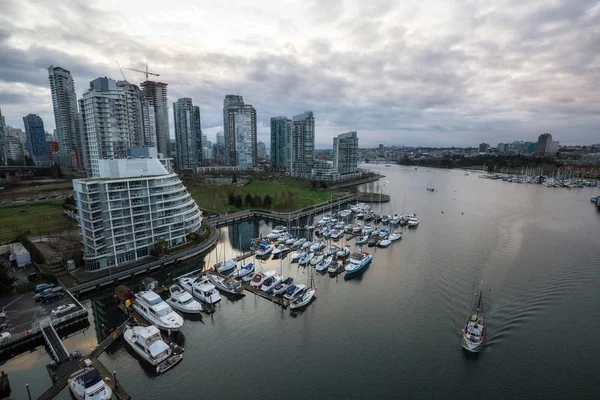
1;0;599;147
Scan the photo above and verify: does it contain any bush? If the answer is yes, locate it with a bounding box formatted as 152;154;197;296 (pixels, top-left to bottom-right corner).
228;193;235;205
263;195;272;208
252;195;262;207
244;193;253;207
234;195;243;208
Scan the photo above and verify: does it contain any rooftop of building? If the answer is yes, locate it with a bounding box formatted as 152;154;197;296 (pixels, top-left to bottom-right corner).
9;242;30;256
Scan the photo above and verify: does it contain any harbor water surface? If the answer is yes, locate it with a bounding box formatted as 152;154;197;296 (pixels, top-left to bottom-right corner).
5;165;600;399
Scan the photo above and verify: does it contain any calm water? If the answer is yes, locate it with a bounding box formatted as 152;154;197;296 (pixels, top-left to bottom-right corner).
5;166;600;399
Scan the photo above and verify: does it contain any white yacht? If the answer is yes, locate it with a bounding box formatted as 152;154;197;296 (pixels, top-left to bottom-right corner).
260;274;283;292
271;277;294;295
290;288;316;310
318;214;332;225
328;261;344;274
291;249;305;262
407;216;420;227
336;245;351;258
344;252;373;276
309;241;324;252
255;243;274;257
389;230;402;241
378;239;391;248
166;285;203;314
250;269;276;288
67;367;112;400
292;238;307;248
299;252;314;266
209;274;244;295
316;256;333;272
179;275;221;304
267;226;287;239
285;236;297;246
124;325;183;374
132;291;184;331
283;284;306;300
272;244;289;257
302;241;313;250
339;209;352;218
310;253;324;266
355;235;369;245
462;290;487;352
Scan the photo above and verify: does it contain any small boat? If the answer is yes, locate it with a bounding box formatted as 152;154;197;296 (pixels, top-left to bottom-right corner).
233;263;254;279
309;241;324;252
315;256;333;272
378;228;389;238
285;236;297;246
283;284;306;300
328;261;344;274
339;209;352;218
67;367;112;400
290;288;316;310
302;241;313;250
242;272;255;283
310;254;324;266
209;274;243;295
124;325;183;374
299;252;314;265
293;238;307;248
271;277;294;295
381;215;390;224
321;228;331;238
407;216;420;227
216;258;236;275
291;249;305;262
362;225;374;235
364;213;374;222
370;229;381;237
343;224;353;233
461;290;487;352
166;285;203;314
132;291;184;331
272;244;289;257
355;235;369;245
334;221;345;229
261;274;283;292
255;243;274;257
179;275;221;304
330;229;344;240
345;252;373;276
378;239;391;248
352;224;363;234
318;214;332;225
389;230;402;241
250;269;276;287
390;214;401;225
336;245;351;259
367;237;378;247
267;226;287;239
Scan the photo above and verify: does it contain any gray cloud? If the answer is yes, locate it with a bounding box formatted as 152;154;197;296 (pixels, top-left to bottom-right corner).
0;0;598;147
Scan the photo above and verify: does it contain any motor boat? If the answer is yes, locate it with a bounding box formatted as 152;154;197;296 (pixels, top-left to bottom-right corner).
390;214;402;225
255;242;274;257
250;269;276;287
285;236;297;246
299;252;314;266
179;275;221;304
291;249;305;262
261;274;284;292
132;291;184;331
336;245;351;258
293;238;307;248
352;225;363;234
339;209;352;218
216;258;236;275
328;261;344;274
67;367;112;400
345;252;373;276
362;225;374;235
310;253;324;266
462;290;487;352
272;244;289;257
367;237;378;247
381;215;390;224
267;226;287;239
330;217;338;224
389;230;402;241
233;263;254;279
370;229;381;237
123;325;183;374
316;256;333;272
309;241;324;252
166;285;202;314
321;228;332;238
302;241;313;250
343;224;354;233
355;235;369;245
330;229;344;240
209;274;244;295
324;245;340;257
290;288;316;310
356;212;366;219
378;239;391;248
364;213;374;222
318;214;332;225
242;272;255;283
378;228;389;238
283;284;306;300
407;215;420;227
271;277;294;295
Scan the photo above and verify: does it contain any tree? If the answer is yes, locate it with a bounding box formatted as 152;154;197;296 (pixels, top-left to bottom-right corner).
151;239;167;257
252;195;262;207
234;195;243;208
0;264;15;294
232;173;238;183
228;192;235;205
263;195;272;208
244;193;253;207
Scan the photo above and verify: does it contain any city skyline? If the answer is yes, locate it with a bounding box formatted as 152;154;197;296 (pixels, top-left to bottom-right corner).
0;1;599;147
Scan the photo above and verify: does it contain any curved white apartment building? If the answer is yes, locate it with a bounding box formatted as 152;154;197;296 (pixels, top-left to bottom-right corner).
73;151;202;271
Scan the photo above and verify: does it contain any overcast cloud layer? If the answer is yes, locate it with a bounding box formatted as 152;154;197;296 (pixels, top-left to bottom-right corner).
0;0;599;147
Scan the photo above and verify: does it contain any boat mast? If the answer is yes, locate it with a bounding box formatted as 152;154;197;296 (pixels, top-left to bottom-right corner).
476;290;483;316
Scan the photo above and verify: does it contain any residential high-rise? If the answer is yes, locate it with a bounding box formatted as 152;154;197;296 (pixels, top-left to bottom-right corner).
117;80;156;148
257;141;267;159
332;131;359;174
173;98;203;169
0;106;7;165
72;148;202;271
214;131;225;163
478;143;489;153
270;116;292;171
537;133;553;155
48;65;81;168
141;80;170;157
223;95;244;165
22;114;48;165
290;111;315;175
226;103;257;168
79;77;130;177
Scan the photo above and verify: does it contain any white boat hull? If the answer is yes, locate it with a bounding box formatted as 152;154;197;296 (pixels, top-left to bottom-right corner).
290;289;316;309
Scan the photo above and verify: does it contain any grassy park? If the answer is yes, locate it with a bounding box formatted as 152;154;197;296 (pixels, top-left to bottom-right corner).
189;178;339;214
0;201;77;240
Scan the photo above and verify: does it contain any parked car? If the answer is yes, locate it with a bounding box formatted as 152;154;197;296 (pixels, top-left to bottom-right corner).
28;273;40;282
0;332;11;342
40;291;64;303
34;287;63;302
51;303;76;316
34;283;55;293
0;322;8;331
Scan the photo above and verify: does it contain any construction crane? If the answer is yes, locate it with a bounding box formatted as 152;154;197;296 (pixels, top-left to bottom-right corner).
123;65;160;80
114;60;128;81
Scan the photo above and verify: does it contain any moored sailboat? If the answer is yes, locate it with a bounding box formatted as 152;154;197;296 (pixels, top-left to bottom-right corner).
461;290;487;352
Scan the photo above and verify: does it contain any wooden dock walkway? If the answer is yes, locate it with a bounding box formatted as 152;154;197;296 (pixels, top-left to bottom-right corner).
242;284;288;308
91;358;131;400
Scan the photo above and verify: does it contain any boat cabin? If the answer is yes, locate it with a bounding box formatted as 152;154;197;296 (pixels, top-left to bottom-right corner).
135;326;170;360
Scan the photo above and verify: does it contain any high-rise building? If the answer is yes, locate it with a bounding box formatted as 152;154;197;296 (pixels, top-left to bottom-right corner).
478;143;489;153
257;141;267;159
48;65;81;168
226;103;257;168
117;80;158;148
290;111;315;175
537;133;553;155
0;106;7;165
270;116;291;171
223;95;244;165
79;77;130;177
214;131;225;163
73;149;202;271
22;114;48;165
173;98;203;169
141;80;170;157
332;131;359;174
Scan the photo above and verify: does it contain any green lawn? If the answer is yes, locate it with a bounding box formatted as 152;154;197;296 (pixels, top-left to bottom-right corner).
0;201;77;240
189;178;338;214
